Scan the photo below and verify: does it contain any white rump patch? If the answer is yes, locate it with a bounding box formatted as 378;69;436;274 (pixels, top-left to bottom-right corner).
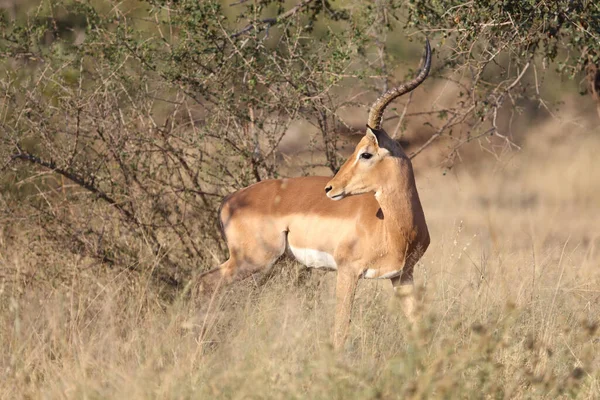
288;246;337;270
362;269;402;279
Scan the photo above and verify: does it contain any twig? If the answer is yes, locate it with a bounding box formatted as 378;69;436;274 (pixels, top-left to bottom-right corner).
408;119;450;160
230;0;251;6
231;0;314;38
506;61;530;92
409;105;475;159
391;92;413;139
0;156;14;173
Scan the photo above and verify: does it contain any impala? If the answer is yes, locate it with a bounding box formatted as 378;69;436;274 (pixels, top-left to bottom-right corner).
200;39;432;349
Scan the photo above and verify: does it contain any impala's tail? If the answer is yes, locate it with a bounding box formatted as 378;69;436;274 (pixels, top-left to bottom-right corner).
217;193;232;243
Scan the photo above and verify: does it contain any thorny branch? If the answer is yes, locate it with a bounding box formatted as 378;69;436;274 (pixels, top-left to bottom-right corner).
10;148;182;288
12;148;135;220
231;0;315;38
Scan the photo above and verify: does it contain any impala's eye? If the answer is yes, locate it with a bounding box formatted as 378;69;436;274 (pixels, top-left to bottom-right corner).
360;152;373;160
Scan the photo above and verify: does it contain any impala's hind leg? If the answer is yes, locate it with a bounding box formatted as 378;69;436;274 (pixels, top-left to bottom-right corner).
196;259;237;297
391;268;416;324
199;228;287;297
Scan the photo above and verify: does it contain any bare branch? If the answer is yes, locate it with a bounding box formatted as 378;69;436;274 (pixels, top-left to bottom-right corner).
409;104;475;160
506;62;530;93
11;149;134;220
231;0;314;38
408;117;455;160
391;92;413;140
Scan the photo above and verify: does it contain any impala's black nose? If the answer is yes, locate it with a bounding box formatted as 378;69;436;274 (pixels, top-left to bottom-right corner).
325;185;332;193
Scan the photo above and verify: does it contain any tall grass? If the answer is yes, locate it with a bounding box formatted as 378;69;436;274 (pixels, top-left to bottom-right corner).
1;131;599;399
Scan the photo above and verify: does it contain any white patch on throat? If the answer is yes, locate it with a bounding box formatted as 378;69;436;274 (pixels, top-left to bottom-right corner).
288;245;337;270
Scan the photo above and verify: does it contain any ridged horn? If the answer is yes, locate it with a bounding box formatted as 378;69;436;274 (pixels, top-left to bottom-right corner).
367;38;432;130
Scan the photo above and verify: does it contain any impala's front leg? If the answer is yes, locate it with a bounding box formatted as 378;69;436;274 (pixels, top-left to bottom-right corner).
391;269;416;324
333;270;359;350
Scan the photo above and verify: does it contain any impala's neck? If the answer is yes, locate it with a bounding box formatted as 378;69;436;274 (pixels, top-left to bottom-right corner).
374;159;426;245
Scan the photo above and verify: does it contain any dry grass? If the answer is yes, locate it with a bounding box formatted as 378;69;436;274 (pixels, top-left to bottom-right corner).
1;127;599;399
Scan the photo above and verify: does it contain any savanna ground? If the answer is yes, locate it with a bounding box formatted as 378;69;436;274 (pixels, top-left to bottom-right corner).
1;107;599;399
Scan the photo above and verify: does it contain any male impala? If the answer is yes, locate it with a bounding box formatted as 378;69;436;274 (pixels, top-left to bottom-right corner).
201;40;431;349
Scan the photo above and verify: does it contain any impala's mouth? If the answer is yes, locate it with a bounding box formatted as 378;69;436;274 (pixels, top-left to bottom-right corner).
328;192;345;201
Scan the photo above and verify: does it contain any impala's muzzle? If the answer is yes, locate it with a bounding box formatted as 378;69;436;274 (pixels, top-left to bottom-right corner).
325;182;345;201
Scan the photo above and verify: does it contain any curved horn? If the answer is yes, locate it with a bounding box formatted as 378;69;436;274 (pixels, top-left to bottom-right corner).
367;38;432;130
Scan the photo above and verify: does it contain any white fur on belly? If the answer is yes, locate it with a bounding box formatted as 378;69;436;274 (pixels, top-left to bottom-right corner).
362;269;402;279
289;246;337;270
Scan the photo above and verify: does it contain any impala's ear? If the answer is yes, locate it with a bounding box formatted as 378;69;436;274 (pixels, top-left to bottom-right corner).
366;125;386;146
366;126;378;145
